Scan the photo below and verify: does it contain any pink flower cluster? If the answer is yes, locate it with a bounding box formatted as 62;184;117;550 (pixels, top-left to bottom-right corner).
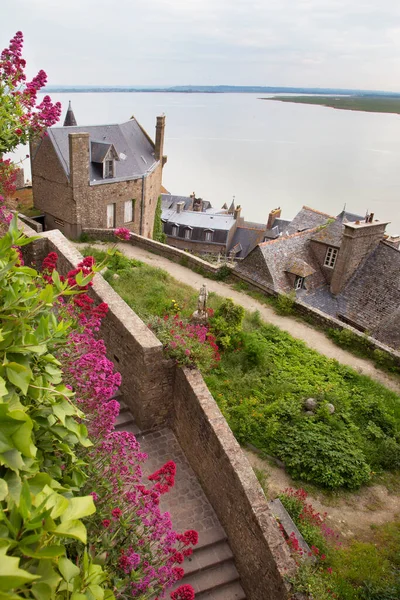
41;251;197;599
114;227;131;241
0;31;61;189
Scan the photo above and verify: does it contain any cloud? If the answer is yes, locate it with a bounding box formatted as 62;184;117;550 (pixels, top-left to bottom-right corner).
1;0;400;89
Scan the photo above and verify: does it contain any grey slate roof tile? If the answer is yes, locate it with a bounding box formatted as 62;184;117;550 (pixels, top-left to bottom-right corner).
48;118;157;182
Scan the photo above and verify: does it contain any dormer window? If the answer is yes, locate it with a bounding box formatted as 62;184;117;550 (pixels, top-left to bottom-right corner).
105;159;114;179
324;247;338;268
204;229;214;242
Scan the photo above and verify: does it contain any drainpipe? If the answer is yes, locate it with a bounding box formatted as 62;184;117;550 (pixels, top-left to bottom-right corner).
140;175;145;236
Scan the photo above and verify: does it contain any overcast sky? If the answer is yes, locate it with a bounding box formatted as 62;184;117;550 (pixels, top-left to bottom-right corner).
2;0;400;91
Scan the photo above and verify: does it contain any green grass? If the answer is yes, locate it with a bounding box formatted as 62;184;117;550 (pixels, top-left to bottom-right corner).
264;95;400;115
85;247;400;490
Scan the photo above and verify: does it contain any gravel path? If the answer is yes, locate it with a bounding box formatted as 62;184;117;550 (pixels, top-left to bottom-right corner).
77;242;400;394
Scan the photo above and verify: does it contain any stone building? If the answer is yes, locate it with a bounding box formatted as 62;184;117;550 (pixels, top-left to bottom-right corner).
236;206;400;349
31;105;167;239
161;193;266;259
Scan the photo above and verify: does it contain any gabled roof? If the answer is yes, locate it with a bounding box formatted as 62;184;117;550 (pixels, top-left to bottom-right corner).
285;257;315;277
286;206;333;235
311;218;344;247
91;141;119;163
47;118;157;182
228;226;265;258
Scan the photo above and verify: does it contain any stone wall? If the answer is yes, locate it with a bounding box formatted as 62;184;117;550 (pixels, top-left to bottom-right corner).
23;228;294;599
83;227;222;276
30;229;175;431
172;368;295;600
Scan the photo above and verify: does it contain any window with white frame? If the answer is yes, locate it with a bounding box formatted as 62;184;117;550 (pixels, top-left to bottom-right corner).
324;246;338;268
106;203;116;228
184;228;192;240
105;159;114;179
205;230;213;242
172;225;179;237
294;276;304;290
124;199;135;223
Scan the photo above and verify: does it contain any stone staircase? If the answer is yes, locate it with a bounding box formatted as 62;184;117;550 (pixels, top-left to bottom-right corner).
115;400;246;599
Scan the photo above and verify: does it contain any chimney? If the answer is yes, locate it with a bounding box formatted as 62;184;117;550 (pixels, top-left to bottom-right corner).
176;201;185;214
330;219;389;295
234;205;241;220
155;115;166;161
69;132;90;189
267;207;281;230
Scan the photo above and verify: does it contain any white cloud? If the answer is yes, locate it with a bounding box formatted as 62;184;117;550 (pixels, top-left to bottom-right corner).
1;0;400;89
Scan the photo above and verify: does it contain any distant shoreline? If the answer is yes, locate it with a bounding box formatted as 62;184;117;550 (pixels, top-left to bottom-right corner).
263;95;400;115
43;85;400;97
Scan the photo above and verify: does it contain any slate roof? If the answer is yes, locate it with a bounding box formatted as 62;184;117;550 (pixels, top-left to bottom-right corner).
228;226;265;259
47;118;157;182
285;257;315;277
90;141;116;163
286;206;333;234
162;209;236;231
63;101;77;127
339;241;400;347
336;209;364;222
161;194;193;211
311;218;344;247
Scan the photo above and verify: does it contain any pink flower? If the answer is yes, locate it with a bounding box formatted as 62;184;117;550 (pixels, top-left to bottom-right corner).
114;227;130;240
102;519;111;528
111;507;122;519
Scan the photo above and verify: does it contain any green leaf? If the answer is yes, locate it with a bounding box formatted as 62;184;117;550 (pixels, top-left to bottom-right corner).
71;594;87;600
5;363;32;395
4;472;21;504
87;584;105;600
58;557;80;582
36;559;61;593
54;520;87;544
0;553;40;590
0;378;7;399
0;449;24;472
31;582;52;600
0;591;25;600
61;496;95;523
20;544;65;559
0;480;8;502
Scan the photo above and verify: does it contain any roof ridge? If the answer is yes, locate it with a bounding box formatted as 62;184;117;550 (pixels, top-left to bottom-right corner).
259;225;322;247
302;205;335;218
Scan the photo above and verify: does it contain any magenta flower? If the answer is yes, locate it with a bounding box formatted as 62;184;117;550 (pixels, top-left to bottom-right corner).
114;227;131;240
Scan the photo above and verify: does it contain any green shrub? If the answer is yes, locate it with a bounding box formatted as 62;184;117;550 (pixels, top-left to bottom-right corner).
274;291;296;315
214;264;231;280
152;196;166;243
209;298;244;349
274;421;371;489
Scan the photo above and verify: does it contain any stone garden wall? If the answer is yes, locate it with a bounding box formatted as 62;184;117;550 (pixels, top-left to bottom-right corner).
23;227;294;600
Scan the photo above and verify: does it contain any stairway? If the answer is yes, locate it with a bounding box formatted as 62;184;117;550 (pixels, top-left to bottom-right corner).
171;526;246;599
114;400;246;599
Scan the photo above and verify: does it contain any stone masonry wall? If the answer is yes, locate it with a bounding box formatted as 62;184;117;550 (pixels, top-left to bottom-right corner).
36;229;175;430
22;227;295;599
172;369;295;600
83;228;222;275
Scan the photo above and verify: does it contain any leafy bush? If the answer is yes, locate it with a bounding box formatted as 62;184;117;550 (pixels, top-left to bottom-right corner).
153;196;167;243
214;264;231;281
274;291;296;315
209;298;244;349
148;314;220;371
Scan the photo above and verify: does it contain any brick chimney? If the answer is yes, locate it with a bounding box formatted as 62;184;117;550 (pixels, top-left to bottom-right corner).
234;205;242;220
267;207;281;230
155;115;166;162
330;219;389;295
69;132;90;189
176;201;185;214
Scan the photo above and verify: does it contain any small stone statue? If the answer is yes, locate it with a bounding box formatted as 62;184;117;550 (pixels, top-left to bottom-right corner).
192;284;208;324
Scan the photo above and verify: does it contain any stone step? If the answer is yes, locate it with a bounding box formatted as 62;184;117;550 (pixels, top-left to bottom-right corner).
184;540;233;576
120;421;141;436
195;580;246;600
115;410;135;427
196;526;227;550
177;561;240;595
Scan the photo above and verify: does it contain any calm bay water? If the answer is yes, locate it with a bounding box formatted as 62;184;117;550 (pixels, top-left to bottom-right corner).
17;92;400;233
